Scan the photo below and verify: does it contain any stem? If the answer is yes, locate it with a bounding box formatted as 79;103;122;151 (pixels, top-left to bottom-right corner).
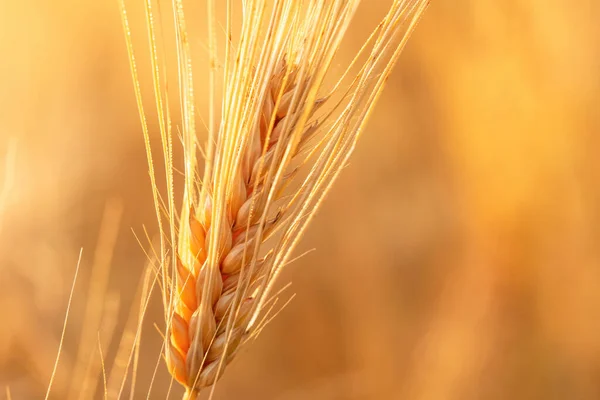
183;388;199;400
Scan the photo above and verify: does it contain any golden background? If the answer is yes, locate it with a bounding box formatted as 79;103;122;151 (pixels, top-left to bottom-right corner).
1;1;599;399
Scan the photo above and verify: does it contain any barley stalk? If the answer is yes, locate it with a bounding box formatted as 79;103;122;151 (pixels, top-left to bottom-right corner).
120;0;429;396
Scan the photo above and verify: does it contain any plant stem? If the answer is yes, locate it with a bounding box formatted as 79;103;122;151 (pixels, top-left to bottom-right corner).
183;388;199;400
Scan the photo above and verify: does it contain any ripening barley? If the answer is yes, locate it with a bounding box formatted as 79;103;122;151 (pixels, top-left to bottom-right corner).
120;0;429;398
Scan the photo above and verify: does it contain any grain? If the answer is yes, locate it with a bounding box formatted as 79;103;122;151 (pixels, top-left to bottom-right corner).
120;0;429;397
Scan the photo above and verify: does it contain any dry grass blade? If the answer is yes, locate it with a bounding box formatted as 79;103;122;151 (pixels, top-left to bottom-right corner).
98;333;109;400
120;0;429;397
68;200;123;400
44;249;83;400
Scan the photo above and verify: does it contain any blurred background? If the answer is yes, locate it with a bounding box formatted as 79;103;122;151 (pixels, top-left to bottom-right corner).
1;0;599;399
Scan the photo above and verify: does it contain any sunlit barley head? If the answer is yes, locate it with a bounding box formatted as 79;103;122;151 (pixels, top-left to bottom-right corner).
120;0;428;398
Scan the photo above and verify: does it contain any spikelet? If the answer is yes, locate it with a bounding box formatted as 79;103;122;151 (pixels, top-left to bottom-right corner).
120;0;429;397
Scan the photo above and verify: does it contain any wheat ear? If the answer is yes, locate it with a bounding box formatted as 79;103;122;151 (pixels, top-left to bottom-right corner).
120;0;429;397
167;61;320;390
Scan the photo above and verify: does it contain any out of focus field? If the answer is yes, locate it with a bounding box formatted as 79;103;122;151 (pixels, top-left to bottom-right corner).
1;1;599;399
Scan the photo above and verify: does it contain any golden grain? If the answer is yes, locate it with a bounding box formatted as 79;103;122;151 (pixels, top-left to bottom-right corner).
121;0;428;397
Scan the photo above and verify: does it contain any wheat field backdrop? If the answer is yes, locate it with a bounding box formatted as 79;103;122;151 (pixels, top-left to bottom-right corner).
1;1;599;399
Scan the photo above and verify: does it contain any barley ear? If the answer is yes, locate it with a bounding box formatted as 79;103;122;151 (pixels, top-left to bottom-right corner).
120;0;429;396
